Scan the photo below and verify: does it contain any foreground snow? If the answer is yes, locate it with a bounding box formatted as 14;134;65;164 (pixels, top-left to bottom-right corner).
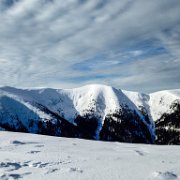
0;132;180;180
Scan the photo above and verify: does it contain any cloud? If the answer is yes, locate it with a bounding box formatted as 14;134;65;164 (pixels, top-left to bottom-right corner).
0;0;180;92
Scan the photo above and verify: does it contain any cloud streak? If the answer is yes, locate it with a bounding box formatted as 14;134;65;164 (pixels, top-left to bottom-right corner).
0;0;180;92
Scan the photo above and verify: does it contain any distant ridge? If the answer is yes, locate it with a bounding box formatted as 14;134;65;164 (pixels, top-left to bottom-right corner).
0;84;179;144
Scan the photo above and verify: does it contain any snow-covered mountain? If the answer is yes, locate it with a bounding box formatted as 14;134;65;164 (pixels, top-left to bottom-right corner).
0;84;179;144
150;90;180;144
122;89;180;144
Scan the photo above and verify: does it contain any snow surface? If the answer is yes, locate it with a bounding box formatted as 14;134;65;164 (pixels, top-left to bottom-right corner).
0;131;180;180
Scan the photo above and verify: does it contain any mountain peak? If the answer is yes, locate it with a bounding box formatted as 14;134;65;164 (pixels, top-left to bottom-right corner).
0;84;179;144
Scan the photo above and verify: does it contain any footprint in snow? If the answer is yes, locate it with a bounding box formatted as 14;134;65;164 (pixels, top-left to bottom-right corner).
11;140;38;145
0;162;23;171
34;144;44;148
1;173;22;180
28;162;49;168
0;161;32;172
134;150;144;156
46;168;59;174
152;171;178;180
1;172;31;180
11;140;26;145
69;167;83;173
27;150;41;154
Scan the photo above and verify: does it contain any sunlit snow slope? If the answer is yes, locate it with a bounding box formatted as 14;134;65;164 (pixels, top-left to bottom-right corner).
0;84;143;124
149;90;180;121
0;131;180;180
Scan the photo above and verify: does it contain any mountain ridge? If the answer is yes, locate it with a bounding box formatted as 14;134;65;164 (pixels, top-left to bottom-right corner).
0;84;179;144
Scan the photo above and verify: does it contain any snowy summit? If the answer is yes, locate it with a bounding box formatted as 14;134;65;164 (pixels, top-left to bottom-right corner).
0;84;180;144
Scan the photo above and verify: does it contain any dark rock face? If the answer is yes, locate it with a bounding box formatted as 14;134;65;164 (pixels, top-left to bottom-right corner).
100;108;154;144
155;101;180;145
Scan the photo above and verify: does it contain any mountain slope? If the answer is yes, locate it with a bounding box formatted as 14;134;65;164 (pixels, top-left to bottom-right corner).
149;90;180;144
149;90;180;121
0;84;179;144
122;89;180;144
0;84;154;143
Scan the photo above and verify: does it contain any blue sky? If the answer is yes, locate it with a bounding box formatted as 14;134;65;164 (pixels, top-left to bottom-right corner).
0;0;180;92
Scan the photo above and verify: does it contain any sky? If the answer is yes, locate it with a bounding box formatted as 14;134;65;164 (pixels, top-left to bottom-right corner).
0;0;180;93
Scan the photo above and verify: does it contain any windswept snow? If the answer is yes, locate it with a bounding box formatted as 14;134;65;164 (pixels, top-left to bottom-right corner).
0;131;179;180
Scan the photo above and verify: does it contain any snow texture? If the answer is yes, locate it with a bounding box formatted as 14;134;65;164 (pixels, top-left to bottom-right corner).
0;131;179;180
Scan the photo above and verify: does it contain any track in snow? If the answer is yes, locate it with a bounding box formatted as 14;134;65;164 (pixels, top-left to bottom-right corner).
0;131;180;180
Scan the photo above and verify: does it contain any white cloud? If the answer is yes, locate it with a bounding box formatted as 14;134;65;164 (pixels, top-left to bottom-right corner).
0;0;180;92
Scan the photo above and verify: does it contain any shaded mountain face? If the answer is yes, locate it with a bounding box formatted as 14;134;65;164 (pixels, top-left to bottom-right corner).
100;108;153;143
0;84;179;144
123;89;180;144
155;100;180;144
